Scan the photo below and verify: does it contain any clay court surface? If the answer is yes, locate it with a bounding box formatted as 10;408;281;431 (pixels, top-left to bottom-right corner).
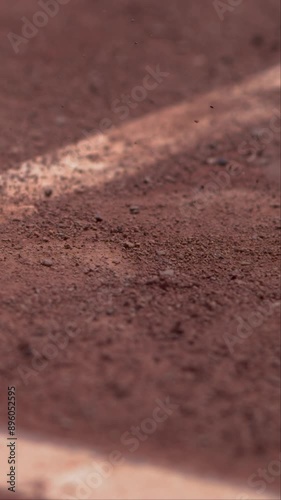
0;1;280;498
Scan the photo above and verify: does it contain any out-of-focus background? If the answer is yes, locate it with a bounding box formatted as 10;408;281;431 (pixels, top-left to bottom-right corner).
0;1;280;499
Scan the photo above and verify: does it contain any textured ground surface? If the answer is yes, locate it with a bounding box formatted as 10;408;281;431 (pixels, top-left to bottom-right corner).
0;1;280;499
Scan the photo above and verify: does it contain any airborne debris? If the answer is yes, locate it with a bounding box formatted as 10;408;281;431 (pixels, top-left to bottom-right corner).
129;205;140;214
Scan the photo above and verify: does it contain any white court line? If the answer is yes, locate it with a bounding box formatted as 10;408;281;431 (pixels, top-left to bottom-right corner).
0;432;278;500
0;64;279;223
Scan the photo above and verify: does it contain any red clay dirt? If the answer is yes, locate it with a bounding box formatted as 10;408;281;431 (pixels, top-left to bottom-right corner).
0;1;280;498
